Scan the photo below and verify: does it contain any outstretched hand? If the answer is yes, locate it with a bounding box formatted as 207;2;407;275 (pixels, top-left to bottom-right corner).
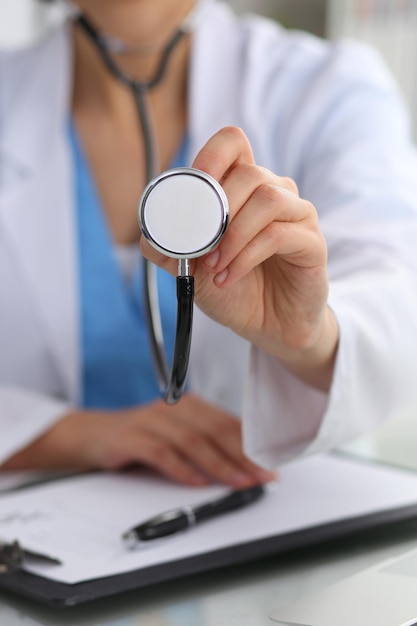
140;126;339;390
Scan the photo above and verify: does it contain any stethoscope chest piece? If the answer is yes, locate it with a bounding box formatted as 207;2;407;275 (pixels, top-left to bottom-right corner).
138;167;229;404
139;167;229;260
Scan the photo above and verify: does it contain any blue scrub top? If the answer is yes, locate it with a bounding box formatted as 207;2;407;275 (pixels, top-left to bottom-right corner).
69;125;187;408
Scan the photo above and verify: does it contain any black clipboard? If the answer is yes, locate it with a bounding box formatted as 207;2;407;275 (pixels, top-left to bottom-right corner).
2;455;417;607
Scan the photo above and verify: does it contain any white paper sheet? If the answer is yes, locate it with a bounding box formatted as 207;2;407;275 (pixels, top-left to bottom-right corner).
1;454;417;584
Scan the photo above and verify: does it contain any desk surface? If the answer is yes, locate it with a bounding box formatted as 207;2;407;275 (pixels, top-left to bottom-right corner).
1;410;417;626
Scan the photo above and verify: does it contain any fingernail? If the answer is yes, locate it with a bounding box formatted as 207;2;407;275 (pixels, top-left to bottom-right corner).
230;471;253;487
205;249;220;268
255;468;276;482
214;268;228;286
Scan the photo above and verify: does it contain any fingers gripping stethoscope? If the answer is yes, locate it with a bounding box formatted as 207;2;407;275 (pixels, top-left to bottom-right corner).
75;1;229;403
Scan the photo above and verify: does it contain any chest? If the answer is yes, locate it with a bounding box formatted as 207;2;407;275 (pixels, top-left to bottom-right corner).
72;95;187;246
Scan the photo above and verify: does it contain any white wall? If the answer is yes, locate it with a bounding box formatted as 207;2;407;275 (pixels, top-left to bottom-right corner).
228;0;327;35
328;0;417;136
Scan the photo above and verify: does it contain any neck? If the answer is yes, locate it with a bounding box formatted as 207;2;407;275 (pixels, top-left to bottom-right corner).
72;0;195;80
71;0;191;189
71;0;194;114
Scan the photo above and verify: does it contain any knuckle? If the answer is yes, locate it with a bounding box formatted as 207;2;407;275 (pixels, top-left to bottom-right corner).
236;163;265;185
304;199;319;224
263;221;284;246
146;440;170;460
299;198;320;231
182;430;205;451
302;197;316;214
254;183;284;209
281;176;299;195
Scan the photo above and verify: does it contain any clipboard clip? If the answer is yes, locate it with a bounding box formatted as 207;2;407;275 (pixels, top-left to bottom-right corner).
0;540;23;574
0;540;62;574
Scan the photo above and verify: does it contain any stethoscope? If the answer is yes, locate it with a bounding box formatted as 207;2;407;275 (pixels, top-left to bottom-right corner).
74;1;229;404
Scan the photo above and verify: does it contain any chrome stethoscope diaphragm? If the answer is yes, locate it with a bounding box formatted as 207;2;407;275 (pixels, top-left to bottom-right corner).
139;168;229;261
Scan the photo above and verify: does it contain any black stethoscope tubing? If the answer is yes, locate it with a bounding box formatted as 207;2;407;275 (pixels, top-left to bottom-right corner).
75;14;193;403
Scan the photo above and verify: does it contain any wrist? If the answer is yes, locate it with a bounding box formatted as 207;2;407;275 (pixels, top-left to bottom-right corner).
1;409;104;471
274;307;339;392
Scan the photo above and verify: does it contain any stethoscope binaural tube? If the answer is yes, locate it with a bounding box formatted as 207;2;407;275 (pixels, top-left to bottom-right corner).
74;2;226;403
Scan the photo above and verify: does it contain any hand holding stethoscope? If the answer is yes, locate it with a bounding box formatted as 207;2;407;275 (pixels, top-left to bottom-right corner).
141;126;337;393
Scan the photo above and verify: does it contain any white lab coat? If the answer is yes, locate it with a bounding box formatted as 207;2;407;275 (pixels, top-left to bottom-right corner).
2;1;417;468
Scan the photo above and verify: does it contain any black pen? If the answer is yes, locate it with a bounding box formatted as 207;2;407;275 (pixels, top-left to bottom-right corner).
122;484;266;548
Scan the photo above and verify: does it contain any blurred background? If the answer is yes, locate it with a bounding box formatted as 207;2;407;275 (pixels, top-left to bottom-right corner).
1;0;416;133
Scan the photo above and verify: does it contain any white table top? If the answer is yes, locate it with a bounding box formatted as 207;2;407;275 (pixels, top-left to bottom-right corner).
1;409;417;626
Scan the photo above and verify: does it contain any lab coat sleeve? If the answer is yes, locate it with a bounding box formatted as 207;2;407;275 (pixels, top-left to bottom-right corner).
244;266;417;469
0;386;72;464
242;41;417;468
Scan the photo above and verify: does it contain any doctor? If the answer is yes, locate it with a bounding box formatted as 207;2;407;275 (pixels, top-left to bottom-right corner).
1;0;417;483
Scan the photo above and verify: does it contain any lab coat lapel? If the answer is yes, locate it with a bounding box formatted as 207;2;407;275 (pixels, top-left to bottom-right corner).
0;144;79;402
0;25;80;402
